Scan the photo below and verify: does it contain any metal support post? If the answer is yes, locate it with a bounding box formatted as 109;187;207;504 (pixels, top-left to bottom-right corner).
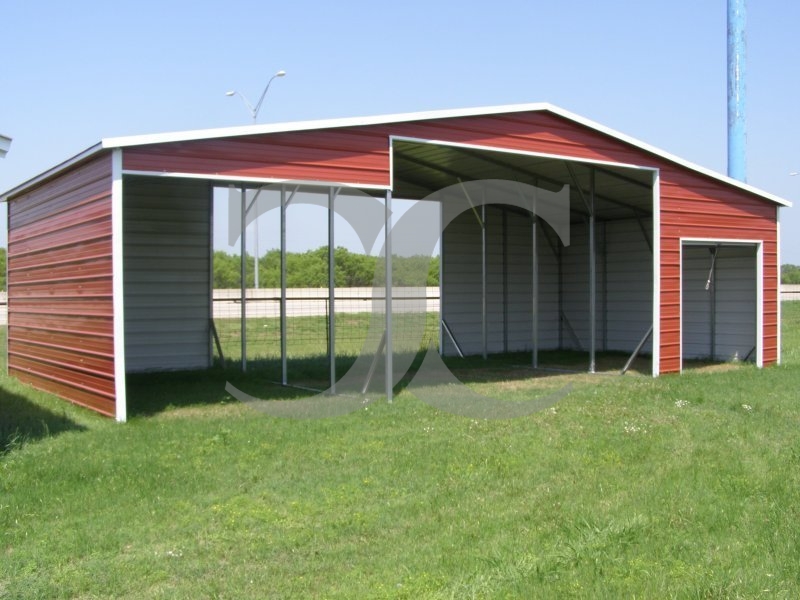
481;203;488;360
385;190;393;402
439;202;445;356
558;244;563;349
532;214;539;368
589;170;596;373
280;185;287;385
503;208;509;353
328;187;336;393
240;186;247;372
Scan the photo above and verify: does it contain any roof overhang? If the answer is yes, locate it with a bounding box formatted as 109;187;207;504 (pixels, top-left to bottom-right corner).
0;103;792;208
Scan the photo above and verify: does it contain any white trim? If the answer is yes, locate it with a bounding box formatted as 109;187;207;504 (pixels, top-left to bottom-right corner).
111;149;127;422
121;169;391;191
652;169;661;376
679;237;763;372
757;242;764;368
681;238;762;246
777;209;782;365
102;104;559;148
390;135;655;173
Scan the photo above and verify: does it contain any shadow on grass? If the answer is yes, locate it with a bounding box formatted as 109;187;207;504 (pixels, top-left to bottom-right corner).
126;365;320;417
125;349;655;417
0;386;87;454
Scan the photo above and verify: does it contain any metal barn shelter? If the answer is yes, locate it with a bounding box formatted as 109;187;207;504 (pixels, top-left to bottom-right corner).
1;104;790;421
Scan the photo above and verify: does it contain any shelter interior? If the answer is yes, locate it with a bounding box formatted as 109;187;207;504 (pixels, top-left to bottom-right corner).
121;139;669;395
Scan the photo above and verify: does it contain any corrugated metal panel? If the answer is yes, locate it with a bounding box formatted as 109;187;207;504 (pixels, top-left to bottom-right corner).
660;166;778;372
104;109;782;376
605;219;653;352
122;112;656;188
6;154;115;416
123;177;211;372
682;245;756;362
441;206;560;357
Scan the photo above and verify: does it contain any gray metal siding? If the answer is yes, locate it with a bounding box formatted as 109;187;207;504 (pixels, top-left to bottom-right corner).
442;213;653;358
441;206;559;356
605;219;653;352
560;224;590;351
123;177;212;371
682;244;756;361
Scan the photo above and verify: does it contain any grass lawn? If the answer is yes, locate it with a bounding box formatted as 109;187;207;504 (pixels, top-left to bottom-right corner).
2;305;800;598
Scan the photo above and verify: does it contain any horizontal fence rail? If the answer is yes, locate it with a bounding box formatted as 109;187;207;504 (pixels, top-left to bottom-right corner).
4;286;800;328
212;287;440;319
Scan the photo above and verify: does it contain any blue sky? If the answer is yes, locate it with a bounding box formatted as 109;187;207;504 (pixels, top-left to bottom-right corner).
2;0;800;261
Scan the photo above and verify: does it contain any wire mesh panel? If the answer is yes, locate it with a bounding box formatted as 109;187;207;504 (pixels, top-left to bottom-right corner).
211;185;441;396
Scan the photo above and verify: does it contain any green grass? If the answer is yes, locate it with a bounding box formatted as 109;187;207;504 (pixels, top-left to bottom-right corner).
2;306;800;598
214;311;440;361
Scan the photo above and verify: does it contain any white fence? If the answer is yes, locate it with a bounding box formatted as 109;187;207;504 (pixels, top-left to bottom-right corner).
2;285;799;328
783;285;800;302
213;287;440;319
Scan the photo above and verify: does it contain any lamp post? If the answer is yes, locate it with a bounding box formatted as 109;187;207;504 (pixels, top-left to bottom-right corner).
0;134;11;159
226;70;286;289
225;70;286;124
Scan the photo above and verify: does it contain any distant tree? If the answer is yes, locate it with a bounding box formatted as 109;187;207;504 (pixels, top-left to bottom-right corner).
213;247;440;289
782;264;800;285
0;247;5;291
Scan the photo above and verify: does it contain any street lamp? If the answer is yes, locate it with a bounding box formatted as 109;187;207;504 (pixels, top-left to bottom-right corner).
225;70;286;124
0;134;11;159
226;70;285;289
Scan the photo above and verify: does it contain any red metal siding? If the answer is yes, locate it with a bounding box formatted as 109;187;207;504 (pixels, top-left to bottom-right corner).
7;154;116;416
658;169;778;373
122;113;652;185
120;110;779;376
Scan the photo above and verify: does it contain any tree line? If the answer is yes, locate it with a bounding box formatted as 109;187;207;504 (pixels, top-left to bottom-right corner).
213;246;440;289
1;249;799;292
782;264;800;285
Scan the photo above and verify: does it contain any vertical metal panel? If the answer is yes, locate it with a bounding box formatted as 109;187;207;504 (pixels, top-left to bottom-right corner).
442;205;559;357
681;246;714;360
681;244;757;362
7;153;116;416
561;223;589;350
123;177;211;372
441;207;504;356
605;219;653;352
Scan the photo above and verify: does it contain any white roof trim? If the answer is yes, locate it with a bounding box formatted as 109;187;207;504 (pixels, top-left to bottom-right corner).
101;103;556;148
546;105;791;208
100;102;789;208
1;103;791;207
